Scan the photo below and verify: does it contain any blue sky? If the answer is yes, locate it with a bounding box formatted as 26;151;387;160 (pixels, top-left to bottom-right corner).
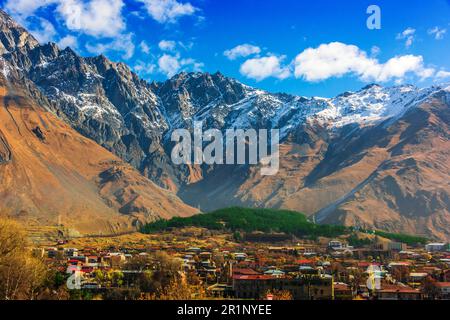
2;0;450;97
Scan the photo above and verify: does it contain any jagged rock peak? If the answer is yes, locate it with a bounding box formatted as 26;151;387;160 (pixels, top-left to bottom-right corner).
0;9;39;53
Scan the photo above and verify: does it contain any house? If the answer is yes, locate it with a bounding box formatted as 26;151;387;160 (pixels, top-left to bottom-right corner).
386;242;407;251
432;282;450;300
233;275;333;300
334;282;353;300
376;284;422;300
263;269;285;278
233;268;261;276
328;240;344;250
296;259;314;267
64;248;78;257
71;256;88;264
47;247;59;258
408;272;428;288
425;243;446;252
233;253;247;261
206;283;234;298
409;272;428;283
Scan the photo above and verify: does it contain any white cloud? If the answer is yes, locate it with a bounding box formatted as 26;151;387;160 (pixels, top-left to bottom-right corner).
86;33;135;59
158;40;176;51
436;70;450;79
180;57;204;72
133;60;156;77
428;26;447;40
240;55;291;81
5;0;126;38
57;35;78;49
138;0;197;23
397;28;416;48
157;53;203;77
139;41;150;54
56;0;125;37
158;54;180;77
224;44;261;60
294;42;435;83
4;0;57;21
29;18;57;44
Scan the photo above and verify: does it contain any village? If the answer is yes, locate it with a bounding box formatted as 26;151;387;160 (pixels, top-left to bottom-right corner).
31;227;450;300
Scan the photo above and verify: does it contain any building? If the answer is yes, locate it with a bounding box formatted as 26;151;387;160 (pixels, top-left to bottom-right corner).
328;240;344;250
387;242;407;251
425;243;447;252
376;284;422;300
233;275;333;300
432;282;450;300
334;283;353;300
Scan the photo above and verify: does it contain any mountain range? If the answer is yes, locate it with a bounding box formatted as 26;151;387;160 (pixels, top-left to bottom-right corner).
0;10;448;240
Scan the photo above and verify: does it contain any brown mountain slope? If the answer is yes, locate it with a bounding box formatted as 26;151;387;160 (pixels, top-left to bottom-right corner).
179;91;450;240
315;92;450;240
0;71;196;235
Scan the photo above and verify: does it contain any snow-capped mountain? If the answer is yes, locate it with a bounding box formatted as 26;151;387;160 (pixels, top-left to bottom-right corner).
0;9;449;240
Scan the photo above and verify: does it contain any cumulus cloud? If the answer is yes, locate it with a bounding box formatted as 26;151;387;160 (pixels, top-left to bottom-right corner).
138;0;197;23
224;44;261;60
139;41;150;54
158;53;203;77
240;55;291;81
158;54;180;77
56;0;125;37
294;42;435;83
397;28;416;48
133;60;156;77
86;33;135;59
436;70;450;79
158;40;177;51
28;18;57;44
428;26;447;40
4;0;57;22
5;0;126;38
57;35;78;49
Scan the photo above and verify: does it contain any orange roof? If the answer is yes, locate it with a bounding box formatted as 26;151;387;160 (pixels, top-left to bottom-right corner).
233;275;280;280
334;283;351;291
433;282;450;288
378;284;420;294
296;259;314;265
233;268;261;275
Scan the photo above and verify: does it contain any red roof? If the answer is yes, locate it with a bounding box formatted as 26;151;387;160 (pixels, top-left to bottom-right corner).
378;284;420;294
233;268;261;275
68;259;80;264
334;283;351;291
233;275;280;280
81;267;94;273
358;262;380;268
296;259;314;265
433;282;450;288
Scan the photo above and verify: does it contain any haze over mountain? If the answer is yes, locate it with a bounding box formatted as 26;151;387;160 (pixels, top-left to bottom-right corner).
0;10;448;240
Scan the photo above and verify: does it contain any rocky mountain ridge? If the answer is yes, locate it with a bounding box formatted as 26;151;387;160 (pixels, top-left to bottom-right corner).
0;9;448;239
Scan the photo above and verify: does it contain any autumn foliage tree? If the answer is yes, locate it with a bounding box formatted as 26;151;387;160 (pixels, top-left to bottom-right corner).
0;218;48;300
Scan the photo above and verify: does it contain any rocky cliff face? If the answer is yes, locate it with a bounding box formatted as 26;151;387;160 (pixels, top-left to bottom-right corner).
0;10;448;239
0;57;196;234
